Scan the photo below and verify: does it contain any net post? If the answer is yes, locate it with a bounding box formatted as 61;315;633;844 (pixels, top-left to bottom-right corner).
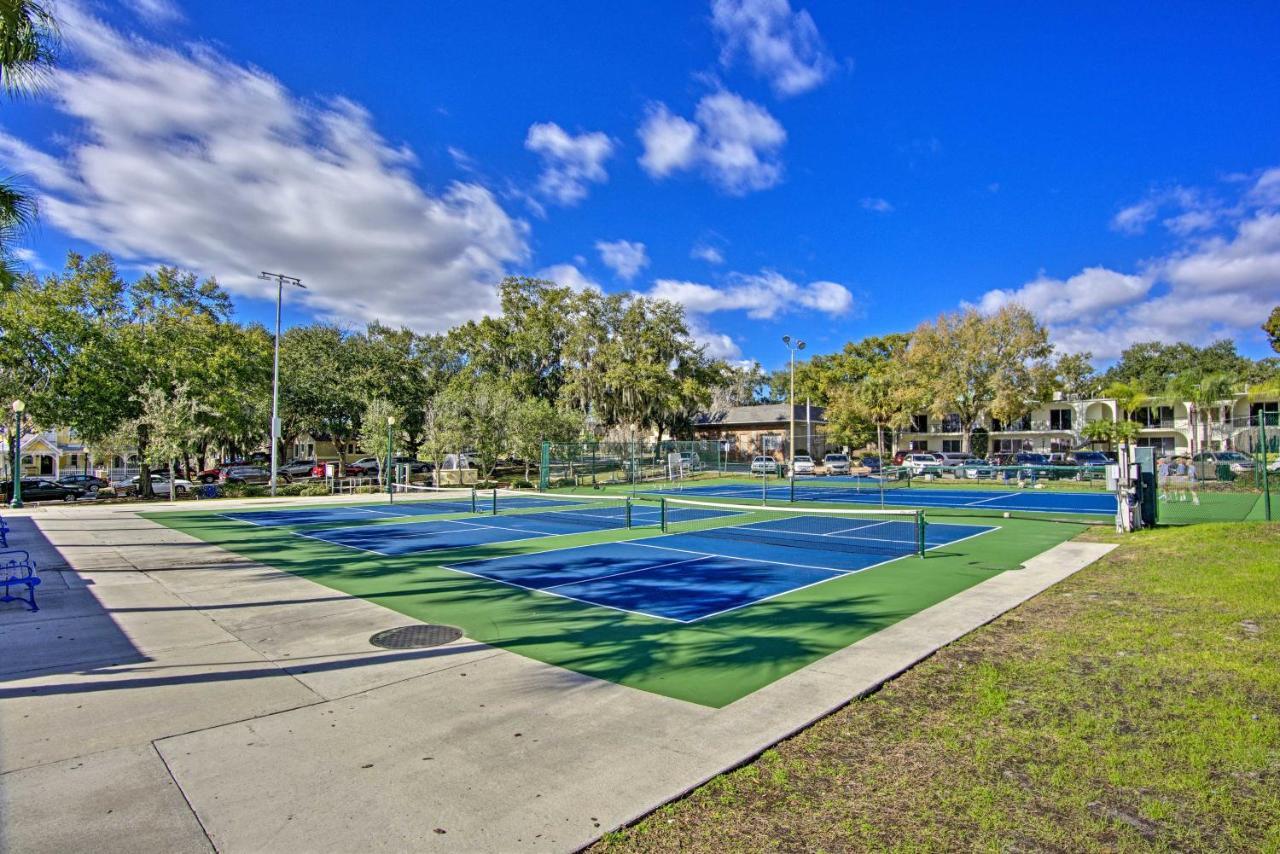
789;471;795;503
469;487;477;514
624;497;632;529
539;441;550;491
660;498;667;532
491;488;498;516
917;510;926;557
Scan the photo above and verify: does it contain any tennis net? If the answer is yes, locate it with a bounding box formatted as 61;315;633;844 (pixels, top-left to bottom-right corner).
485;488;635;530
661;497;926;557
390;483;477;513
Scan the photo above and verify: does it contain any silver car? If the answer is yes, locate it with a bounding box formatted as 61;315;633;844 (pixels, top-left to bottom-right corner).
750;455;778;475
822;453;851;475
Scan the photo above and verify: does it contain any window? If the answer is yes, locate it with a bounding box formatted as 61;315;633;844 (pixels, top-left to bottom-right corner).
1132;406;1173;427
1250;401;1279;426
761;434;781;452
942;439;961;453
941;414;961;432
909;440;930;451
1137;437;1175;453
910;414;929;433
1049;409;1072;430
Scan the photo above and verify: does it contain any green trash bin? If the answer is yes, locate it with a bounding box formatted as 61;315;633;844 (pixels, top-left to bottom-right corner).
1215;463;1236;482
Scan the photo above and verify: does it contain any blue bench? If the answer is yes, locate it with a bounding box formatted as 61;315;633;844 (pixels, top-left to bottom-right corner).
2;550;39;612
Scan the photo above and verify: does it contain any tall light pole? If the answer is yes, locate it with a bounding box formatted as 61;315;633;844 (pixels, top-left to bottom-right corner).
10;399;25;508
782;336;805;468
260;272;306;497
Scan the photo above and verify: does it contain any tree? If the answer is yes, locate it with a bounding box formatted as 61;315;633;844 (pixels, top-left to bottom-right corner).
1265;306;1280;354
135;382;206;501
0;0;59;285
508;398;582;481
709;361;767;410
1166;370;1236;457
1100;340;1258;390
431;375;517;480
357;398;401;484
1053;351;1098;398
904;306;1054;453
1080;418;1115;451
826;359;917;459
278;325;364;470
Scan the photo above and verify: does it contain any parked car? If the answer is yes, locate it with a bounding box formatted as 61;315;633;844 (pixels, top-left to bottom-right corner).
676;451;702;473
220;465;288;485
111;473;195;496
936;452;975;467
791;455;815;475
822;453;851;475
959;459;995;479
2;478;86;502
197;460;249;484
855;454;881;473
891;449;911;466
1066;450;1111;468
750;455;778;475
276;458;318;479
57;473;109;492
904;453;944;474
1192;450;1255;475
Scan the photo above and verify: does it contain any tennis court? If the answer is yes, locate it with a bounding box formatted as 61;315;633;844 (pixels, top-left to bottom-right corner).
654;477;1117;515
445;500;993;622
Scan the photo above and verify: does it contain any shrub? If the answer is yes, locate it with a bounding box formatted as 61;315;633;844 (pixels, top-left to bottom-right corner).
298;483;331;497
354;485;381;494
510;479;534;489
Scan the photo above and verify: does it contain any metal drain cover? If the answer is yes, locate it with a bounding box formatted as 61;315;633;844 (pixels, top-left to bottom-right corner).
369;624;463;649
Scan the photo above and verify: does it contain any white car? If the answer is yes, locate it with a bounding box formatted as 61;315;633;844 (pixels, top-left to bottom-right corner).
750;455;778;475
822;453;851;475
935;452;975;467
791;455;815;476
904;453;942;475
112;473;194;496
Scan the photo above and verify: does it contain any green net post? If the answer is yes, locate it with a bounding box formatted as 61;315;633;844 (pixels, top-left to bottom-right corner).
624;497;632;529
490;488;498;516
539;441;550;491
917;510;927;557
659;498;667;532
1263;420;1272;522
789;472;795;503
469;487;477;514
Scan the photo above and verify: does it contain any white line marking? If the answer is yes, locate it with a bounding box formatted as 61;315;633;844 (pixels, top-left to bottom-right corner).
542;555;713;590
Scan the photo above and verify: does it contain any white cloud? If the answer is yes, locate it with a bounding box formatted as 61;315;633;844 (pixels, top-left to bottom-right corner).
648;270;853;320
0;9;528;332
691;243;725;264
524;122;614;206
637;91;786;195
123;0;183;24
1249;167;1280;206
974;178;1280;358
1110;200;1158;235
686;315;742;359
595;239;649;280
534;263;601;293
860;197;893;213
974;267;1152;325
710;0;836;97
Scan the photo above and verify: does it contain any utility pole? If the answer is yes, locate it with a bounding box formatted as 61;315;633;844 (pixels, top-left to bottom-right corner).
260;272;306;497
782;336;805;469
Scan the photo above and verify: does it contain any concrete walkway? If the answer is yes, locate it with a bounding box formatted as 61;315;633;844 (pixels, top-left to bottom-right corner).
0;498;1115;853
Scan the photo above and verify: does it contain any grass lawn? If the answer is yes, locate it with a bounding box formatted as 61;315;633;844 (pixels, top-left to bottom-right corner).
595;522;1280;852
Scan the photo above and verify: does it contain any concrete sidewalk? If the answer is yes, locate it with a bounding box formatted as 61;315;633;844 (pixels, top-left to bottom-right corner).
0;498;1115;853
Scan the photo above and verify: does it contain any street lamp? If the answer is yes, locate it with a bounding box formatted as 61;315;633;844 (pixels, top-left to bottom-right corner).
782;336;805;469
386;415;396;500
260;271;306;497
10;399;25;509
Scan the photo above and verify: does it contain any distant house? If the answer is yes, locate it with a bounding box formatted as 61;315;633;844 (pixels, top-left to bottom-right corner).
290;432;360;462
1;427;116;479
692;403;829;461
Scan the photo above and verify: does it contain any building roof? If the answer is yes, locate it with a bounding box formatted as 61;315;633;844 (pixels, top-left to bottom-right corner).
694;403;827;428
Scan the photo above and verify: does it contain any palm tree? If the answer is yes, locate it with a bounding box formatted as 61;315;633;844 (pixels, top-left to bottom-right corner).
1080;418;1114;451
0;1;59;285
1166;370;1236;457
1102;381;1152;460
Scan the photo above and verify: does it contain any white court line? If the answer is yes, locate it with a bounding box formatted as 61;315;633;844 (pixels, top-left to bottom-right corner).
965;492;1022;506
290;528;391;557
542;555;714;591
623;538;848;574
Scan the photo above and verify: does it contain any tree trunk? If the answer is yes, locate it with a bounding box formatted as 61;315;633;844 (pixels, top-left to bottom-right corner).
168;458;176;503
137;424;152;499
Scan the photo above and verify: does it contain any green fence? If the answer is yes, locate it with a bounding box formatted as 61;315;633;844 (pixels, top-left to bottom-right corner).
1155;415;1275;525
540;439;773;490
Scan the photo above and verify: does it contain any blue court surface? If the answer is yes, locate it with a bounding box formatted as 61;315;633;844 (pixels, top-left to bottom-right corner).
298;501;663;556
444;519;994;623
656;480;1116;515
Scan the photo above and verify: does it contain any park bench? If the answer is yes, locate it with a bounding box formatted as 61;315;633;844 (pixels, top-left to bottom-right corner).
1;550;39;612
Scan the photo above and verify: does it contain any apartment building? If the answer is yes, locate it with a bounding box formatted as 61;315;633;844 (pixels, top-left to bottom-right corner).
895;392;1280;456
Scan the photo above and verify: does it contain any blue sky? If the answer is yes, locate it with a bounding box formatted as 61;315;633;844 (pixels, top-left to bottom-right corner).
3;0;1279;371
